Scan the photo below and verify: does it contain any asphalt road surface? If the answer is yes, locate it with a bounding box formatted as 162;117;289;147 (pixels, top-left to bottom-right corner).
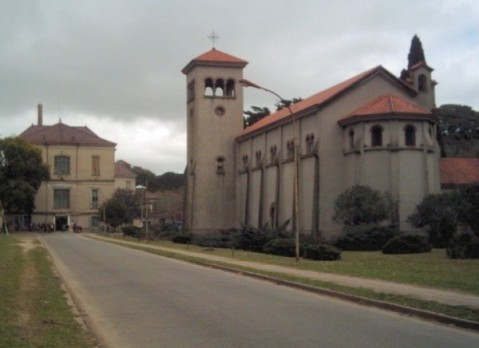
40;233;479;348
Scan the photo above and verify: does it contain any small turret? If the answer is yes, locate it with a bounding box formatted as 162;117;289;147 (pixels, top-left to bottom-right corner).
400;35;436;110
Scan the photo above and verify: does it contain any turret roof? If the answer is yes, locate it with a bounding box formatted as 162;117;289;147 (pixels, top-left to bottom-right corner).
182;48;248;74
338;93;433;126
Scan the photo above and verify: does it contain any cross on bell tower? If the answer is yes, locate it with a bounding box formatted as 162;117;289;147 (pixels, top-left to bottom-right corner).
208;30;219;48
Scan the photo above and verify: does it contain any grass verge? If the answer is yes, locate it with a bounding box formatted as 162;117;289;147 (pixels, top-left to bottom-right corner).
100;235;479;295
0;235;95;347
93;235;479;323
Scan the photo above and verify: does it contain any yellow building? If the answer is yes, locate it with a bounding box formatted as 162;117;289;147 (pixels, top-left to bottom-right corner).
19;105;121;231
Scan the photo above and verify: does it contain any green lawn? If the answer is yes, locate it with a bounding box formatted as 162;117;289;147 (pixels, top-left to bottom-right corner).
0;235;94;347
112;236;479;295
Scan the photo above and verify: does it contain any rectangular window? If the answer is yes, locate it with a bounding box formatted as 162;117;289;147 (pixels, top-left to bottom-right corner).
92;156;100;176
54;189;70;209
91;189;99;209
54;155;70;175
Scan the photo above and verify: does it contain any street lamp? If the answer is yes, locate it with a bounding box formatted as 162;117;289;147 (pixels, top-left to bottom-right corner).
136;183;149;241
239;79;300;261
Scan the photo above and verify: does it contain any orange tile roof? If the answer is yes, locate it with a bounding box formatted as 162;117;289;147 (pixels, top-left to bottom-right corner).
238;66;417;140
182;48;248;74
19;122;116;147
440;158;479;185
339;93;432;126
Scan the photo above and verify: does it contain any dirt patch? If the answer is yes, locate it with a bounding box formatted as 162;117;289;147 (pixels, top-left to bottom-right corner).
19;237;38;253
13;244;39;343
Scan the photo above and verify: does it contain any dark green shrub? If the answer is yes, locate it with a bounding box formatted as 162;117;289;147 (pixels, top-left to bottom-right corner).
171;232;193;244
336;225;398;251
382;234;432;254
302;244;341;261
236;225;270;252
236;222;290;252
333;185;398;226
122;225;144;239
194;230;235;248
263;238;296;257
408;193;460;247
447;233;479;259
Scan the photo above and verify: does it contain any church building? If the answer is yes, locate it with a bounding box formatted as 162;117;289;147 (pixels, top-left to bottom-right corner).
182;37;441;240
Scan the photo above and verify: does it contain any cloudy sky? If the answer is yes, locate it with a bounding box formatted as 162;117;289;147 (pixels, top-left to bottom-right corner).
1;0;478;174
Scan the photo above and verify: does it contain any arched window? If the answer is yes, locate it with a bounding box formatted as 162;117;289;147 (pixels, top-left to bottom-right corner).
187;80;195;102
226;79;235;97
270;145;278;163
255;150;262;167
286;140;295;159
216;156;225;174
305;133;315;154
371;125;383;147
215;79;224;97
349;129;355;149
242;154;249;171
418;74;428;92
405;125;416;146
204;78;214;96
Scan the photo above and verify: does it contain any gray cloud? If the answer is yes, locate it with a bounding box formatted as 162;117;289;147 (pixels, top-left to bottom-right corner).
1;0;478;173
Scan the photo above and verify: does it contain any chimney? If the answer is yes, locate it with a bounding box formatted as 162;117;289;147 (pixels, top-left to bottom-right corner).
37;104;43;126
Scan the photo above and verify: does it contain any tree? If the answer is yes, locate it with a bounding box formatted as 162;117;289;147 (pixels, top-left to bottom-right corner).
333;185;396;226
434;104;479;157
131;166;157;190
103;199;129;228
244;106;270;127
156;172;184;190
275;97;302;111
456;185;479;237
407;34;426;68
0;137;50;214
101;189;140;227
408;192;460;247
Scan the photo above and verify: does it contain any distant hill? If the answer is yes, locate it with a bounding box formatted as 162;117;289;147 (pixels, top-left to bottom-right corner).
435;104;479;157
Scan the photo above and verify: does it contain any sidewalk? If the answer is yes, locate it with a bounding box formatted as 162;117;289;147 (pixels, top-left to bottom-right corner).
89;234;479;310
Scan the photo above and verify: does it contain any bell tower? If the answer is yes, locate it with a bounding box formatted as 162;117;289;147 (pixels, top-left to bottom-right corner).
182;48;248;233
400;34;437;110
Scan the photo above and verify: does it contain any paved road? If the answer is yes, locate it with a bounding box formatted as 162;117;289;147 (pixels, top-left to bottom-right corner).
41;233;479;348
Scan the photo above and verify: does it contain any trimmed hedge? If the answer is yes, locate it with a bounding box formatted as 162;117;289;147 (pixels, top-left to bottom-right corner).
302;244;341;261
336;225;398;251
382;234;432;254
171;233;193;244
193;230;235;249
263;238;296;257
122;226;144;239
447;233;479;259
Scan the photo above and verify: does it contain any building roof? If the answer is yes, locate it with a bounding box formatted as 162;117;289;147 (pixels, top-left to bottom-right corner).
238;66;417;140
440;158;479;185
182;48;248;74
338;93;433;126
19;122;116;147
115;160;137;178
